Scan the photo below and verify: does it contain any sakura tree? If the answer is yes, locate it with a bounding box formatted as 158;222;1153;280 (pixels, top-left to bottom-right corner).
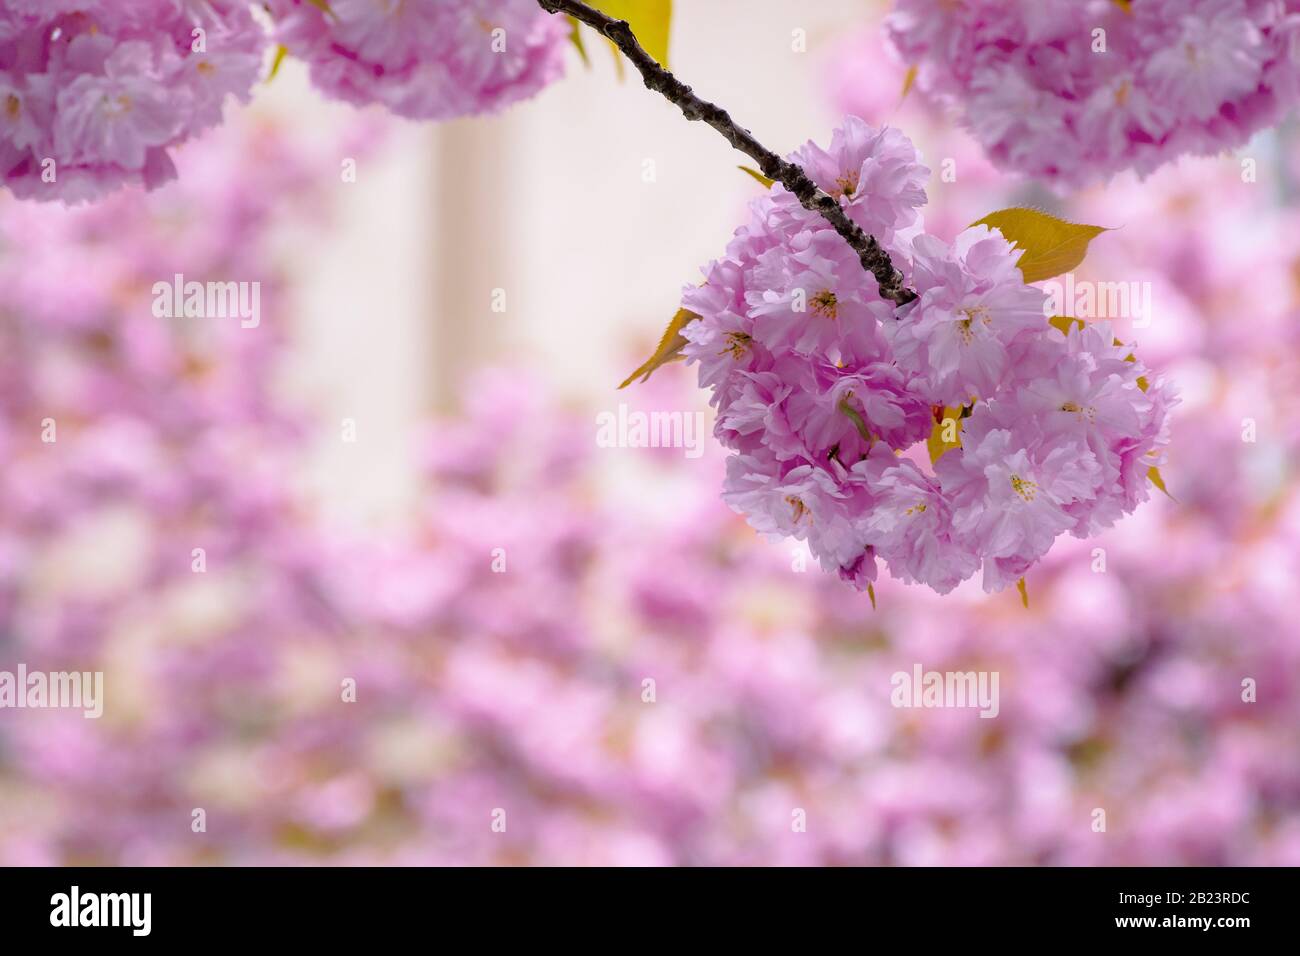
544;1;1172;599
3;4;1298;867
0;0;1188;601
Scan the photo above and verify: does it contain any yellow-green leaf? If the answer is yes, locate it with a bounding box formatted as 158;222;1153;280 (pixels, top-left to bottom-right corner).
1016;577;1029;609
1148;466;1172;498
901;64;918;101
738;165;775;189
839;395;873;442
567;16;591;67
266;44;289;82
590;0;673;68
1118;347;1151;392
1049;315;1085;335
619;307;698;388
927;406;964;464
971;207;1108;284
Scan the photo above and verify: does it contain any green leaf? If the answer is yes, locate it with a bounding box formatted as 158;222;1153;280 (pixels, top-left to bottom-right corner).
567;16;591;67
738;165;775;189
1120;348;1150;392
1048;315;1085;336
971;208;1108;284
266;44;289;82
838;395;873;442
1148;466;1173;499
901;64;918;101
589;0;673;68
927;405;964;464
619;307;698;388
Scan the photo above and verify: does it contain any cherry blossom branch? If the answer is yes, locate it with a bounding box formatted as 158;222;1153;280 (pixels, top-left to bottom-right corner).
537;0;917;305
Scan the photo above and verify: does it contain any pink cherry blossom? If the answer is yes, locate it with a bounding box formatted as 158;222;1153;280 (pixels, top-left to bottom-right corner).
0;0;266;203
266;0;568;121
0;97;1294;863
0;0;571;203
885;0;1300;188
683;117;1171;595
936;422;1101;592
855;446;978;594
746;228;893;364
888;225;1048;407
786;119;929;242
722;451;875;580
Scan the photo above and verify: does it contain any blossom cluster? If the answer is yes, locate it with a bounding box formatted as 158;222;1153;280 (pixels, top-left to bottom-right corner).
681;117;1174;595
265;0;568;121
0;104;1297;865
0;0;266;202
0;0;570;203
886;0;1300;187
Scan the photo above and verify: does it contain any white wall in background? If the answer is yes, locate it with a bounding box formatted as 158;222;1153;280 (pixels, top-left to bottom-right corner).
252;0;876;525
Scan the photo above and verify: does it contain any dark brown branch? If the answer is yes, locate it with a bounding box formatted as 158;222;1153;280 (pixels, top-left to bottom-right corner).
537;0;917;306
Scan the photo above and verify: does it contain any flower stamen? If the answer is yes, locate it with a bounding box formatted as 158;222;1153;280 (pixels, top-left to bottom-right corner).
718;331;752;360
1060;401;1098;423
1010;474;1038;501
811;290;838;319
831;169;860;199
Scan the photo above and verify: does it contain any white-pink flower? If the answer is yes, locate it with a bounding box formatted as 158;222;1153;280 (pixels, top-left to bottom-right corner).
889;225;1047;407
0;1;266;203
266;0;567;121
856;446;978;594
886;0;1300;187
937;424;1101;593
682;118;1172;597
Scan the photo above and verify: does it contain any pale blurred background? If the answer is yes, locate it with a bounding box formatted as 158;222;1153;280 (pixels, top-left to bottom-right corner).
2;0;1298;867
267;0;869;525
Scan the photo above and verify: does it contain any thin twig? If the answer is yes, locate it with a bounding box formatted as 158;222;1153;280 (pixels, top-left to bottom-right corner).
538;0;917;306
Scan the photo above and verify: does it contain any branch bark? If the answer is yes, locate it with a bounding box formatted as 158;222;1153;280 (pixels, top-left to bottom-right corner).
537;0;917;306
